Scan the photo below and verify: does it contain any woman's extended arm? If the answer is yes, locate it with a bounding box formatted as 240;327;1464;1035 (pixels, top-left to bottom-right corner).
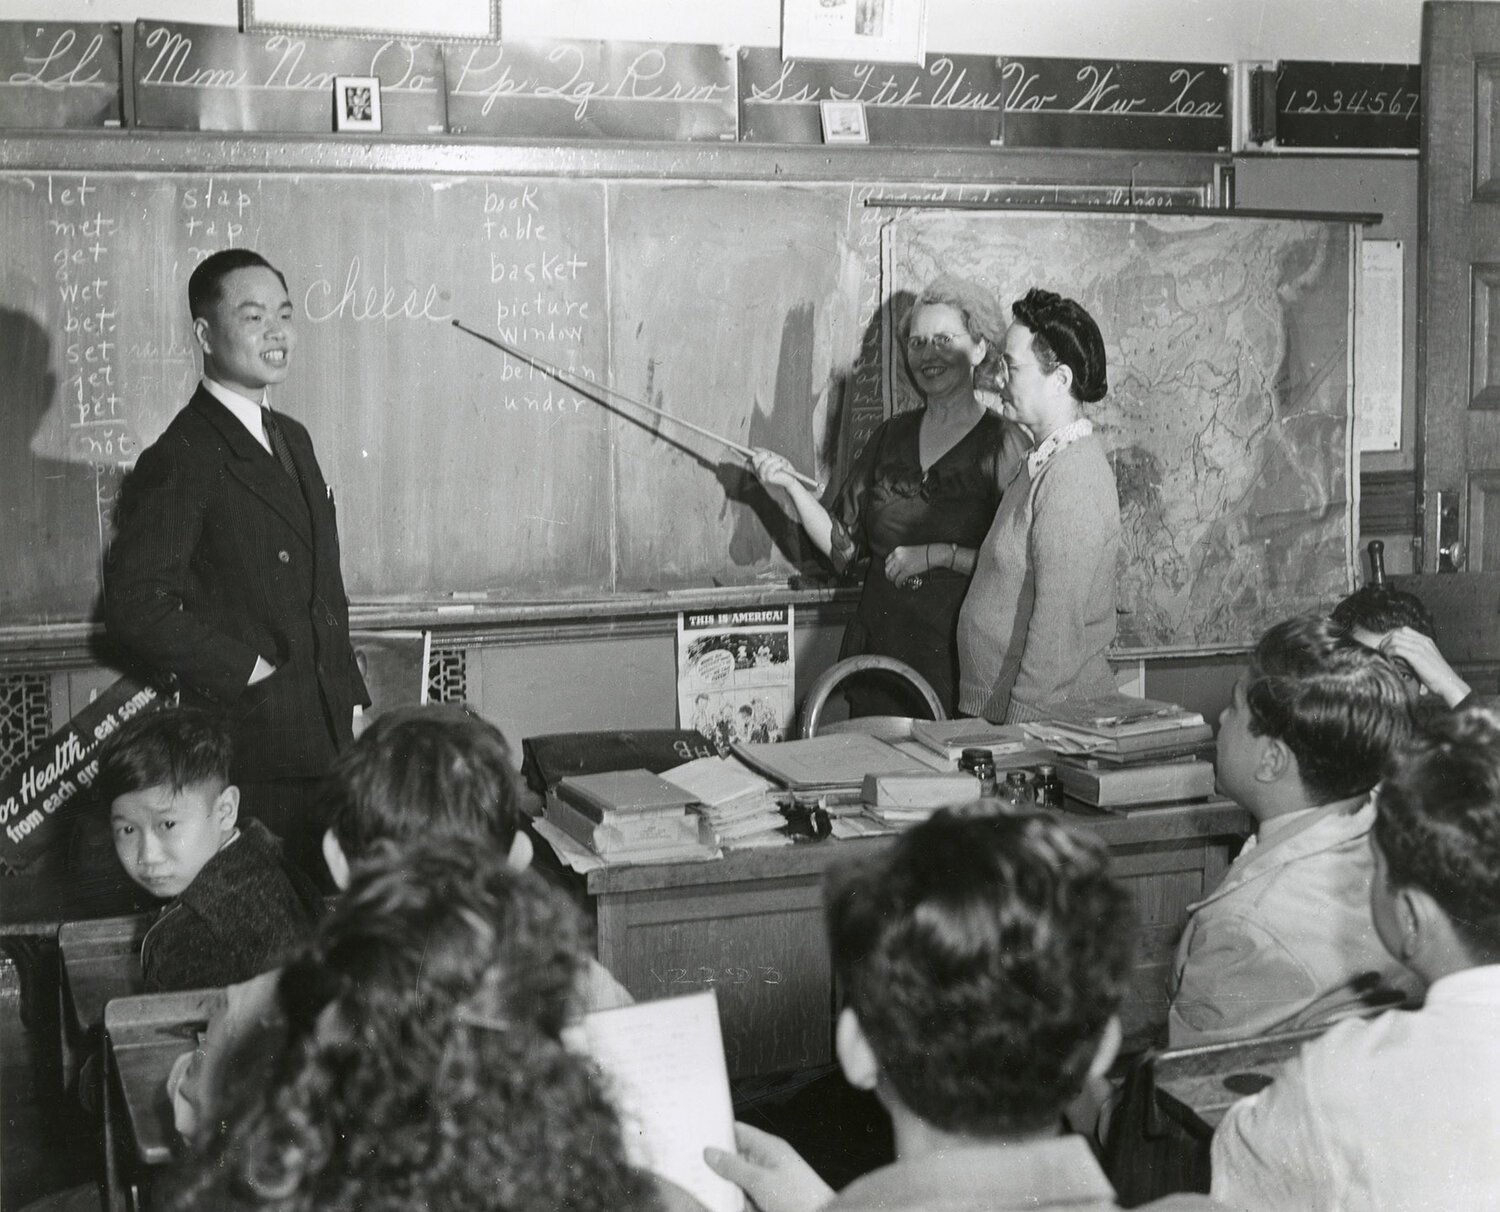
750;449;834;557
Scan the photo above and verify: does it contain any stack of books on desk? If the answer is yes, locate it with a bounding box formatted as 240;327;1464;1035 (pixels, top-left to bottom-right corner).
1022;693;1213;764
861;771;983;827
661;756;790;849
1056;755;1217;807
545;769;718;863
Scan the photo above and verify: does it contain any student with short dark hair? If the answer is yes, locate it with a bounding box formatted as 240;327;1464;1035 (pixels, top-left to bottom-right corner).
706;804;1216;1212
1167;614;1422;1046
100;708;321;992
1332;581;1478;708
1212;706;1500;1207
169;703;629;1143
318;702;532;883
165;838;662;1212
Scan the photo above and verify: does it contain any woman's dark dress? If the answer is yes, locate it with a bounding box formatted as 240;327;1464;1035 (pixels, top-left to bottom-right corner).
827;409;1025;718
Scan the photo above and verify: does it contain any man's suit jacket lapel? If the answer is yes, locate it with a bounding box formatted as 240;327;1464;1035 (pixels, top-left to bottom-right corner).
273;408;342;580
188;387;314;550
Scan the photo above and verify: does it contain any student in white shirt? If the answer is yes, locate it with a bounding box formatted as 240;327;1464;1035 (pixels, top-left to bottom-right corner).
1212;705;1500;1209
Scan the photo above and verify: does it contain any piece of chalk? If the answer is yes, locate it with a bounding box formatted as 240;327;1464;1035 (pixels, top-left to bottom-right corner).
436;603;477;614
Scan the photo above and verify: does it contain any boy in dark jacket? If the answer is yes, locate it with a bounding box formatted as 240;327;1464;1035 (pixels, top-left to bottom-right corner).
100;708;321;992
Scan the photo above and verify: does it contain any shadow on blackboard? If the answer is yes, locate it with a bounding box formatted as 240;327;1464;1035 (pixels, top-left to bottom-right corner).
4;304;108;641
718;290;917;588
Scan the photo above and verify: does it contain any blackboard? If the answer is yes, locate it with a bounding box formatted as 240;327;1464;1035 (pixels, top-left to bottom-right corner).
1000;57;1230;152
133;20;447;134
0;22;123;130
2;141;1215;634
443;39;737;140
738;48;1003;146
1253;61;1421;151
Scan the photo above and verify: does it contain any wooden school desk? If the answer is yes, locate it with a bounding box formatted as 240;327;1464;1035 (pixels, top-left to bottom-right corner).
1153;1019;1351;1136
548;797;1250;1079
103;989;225;1212
56;913;150;1100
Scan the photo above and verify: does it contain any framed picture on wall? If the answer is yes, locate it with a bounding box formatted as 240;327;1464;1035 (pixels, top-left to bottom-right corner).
333;76;382;132
244;0;498;42
782;0;928;65
820;100;869;143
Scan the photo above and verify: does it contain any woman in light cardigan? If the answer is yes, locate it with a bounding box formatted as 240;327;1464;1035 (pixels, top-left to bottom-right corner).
956;288;1120;723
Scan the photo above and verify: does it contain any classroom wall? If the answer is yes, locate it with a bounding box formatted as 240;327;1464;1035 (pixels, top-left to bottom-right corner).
23;0;1449;62
12;0;1446;744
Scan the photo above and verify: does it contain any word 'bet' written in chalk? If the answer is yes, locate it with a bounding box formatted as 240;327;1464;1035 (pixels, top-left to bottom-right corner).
478;181;604;416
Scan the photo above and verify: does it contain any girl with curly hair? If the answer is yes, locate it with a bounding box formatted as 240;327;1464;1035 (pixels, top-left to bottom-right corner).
166;837;667;1212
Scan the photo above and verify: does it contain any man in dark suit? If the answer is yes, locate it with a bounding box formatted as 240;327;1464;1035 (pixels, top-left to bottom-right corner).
105;249;369;877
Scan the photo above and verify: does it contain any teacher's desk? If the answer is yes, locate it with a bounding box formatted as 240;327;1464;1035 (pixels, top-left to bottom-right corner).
546;796;1250;1079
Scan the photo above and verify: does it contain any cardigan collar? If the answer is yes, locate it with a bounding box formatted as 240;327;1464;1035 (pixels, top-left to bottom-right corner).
1027;417;1093;476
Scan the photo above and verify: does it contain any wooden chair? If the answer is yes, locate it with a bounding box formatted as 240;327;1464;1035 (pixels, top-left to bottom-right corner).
797;655;946;739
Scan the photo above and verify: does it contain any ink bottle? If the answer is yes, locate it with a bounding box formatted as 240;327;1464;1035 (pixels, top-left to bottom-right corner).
958;747;998;797
1033;764;1064;809
1001;769;1033;808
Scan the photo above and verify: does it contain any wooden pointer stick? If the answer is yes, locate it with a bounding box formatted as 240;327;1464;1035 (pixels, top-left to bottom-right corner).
451;319;822;491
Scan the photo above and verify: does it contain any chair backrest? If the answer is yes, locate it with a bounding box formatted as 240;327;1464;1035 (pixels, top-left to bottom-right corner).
798;655;946;739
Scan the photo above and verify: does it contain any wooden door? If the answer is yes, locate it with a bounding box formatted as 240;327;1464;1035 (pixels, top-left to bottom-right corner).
1421;2;1500;573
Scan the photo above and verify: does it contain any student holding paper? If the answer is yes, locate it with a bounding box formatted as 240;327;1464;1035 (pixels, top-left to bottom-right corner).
164;838;678;1212
704;804;1215;1212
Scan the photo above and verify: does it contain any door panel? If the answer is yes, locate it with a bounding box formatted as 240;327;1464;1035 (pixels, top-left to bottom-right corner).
1420;4;1500;572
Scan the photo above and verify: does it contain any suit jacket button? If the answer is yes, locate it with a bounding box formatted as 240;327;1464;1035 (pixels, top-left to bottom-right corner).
278;550;291;563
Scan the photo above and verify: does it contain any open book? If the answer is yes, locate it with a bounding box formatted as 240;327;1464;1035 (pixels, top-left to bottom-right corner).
566;990;743;1212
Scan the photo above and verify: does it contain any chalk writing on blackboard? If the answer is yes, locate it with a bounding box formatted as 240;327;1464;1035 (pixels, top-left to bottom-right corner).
48;176;130;478
134;21;444;133
1003;61;1224;118
0;22;122;129
444;40;736;140
739;49;1002;145
1282;84;1419;120
1264;62;1421;150
5;26;108;87
1000;58;1230;151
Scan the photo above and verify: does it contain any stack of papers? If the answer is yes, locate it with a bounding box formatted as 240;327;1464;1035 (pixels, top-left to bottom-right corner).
909;719;1036;763
1022;694;1212;763
661;755;789;848
732;733;933;792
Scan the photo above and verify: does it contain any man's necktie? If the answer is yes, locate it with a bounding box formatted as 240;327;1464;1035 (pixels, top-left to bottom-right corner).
262;409;303;496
